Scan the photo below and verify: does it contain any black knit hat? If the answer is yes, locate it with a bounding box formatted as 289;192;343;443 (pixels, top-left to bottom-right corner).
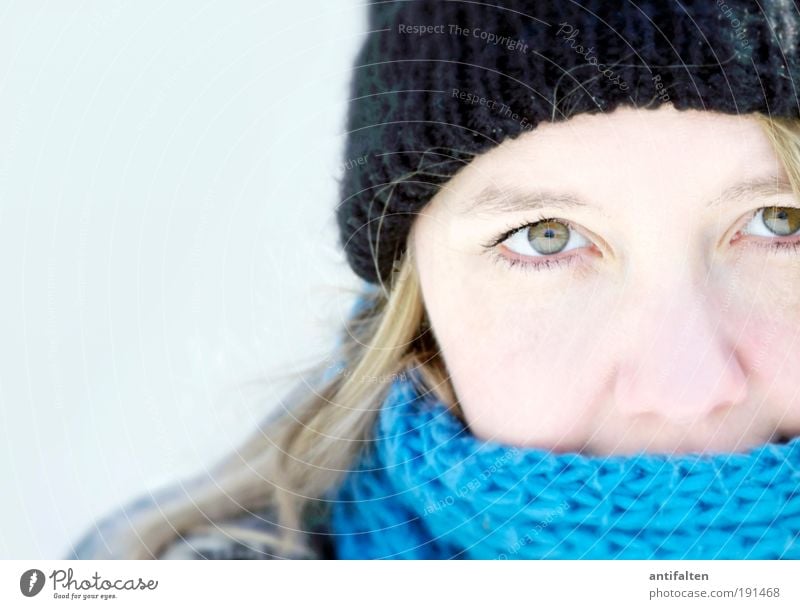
336;0;800;286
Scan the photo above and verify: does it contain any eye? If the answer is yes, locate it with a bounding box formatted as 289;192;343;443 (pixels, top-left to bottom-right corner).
740;206;800;239
481;214;596;273
501;217;591;258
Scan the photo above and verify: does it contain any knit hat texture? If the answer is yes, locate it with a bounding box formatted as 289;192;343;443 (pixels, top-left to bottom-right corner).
336;0;800;285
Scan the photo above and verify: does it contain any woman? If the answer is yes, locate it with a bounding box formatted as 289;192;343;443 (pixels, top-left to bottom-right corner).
67;0;800;560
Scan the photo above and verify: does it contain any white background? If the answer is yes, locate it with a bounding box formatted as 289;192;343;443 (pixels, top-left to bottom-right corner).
0;0;367;559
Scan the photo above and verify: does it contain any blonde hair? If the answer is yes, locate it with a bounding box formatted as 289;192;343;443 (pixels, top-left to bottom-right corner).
101;113;800;560
115;241;458;559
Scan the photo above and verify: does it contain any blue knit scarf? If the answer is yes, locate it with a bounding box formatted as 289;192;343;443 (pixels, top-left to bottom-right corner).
329;371;800;559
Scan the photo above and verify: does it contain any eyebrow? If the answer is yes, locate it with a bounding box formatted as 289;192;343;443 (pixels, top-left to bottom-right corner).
461;176;796;216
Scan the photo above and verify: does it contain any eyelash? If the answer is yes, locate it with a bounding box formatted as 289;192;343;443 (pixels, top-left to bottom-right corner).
482;209;800;273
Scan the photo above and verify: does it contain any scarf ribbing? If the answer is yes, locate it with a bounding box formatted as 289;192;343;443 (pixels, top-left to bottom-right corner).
329;372;800;559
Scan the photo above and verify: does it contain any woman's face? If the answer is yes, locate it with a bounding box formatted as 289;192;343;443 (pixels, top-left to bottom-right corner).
411;103;800;455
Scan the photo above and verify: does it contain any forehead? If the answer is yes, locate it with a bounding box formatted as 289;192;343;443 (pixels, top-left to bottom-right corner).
441;105;781;210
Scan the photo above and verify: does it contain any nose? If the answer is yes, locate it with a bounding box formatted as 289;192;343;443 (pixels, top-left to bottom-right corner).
611;287;749;425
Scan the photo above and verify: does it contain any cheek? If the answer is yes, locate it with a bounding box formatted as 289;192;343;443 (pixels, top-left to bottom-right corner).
717;256;800;412
425;282;607;449
735;312;800;413
717;245;800;315
717;277;800;434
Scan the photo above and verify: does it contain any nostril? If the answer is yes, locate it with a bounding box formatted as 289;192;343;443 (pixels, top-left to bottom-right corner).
771;432;793;445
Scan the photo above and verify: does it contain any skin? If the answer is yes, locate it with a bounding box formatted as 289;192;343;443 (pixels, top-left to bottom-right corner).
410;103;800;456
